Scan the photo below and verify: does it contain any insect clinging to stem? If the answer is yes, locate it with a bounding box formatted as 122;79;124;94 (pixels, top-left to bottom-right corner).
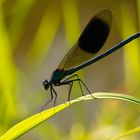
42;9;140;109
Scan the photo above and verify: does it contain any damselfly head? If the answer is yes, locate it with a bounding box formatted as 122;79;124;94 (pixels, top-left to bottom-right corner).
43;80;50;90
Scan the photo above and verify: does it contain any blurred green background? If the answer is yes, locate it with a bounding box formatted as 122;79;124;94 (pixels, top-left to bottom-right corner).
0;0;140;139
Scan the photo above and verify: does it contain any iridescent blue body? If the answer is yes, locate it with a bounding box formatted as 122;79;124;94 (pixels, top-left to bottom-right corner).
43;69;65;89
49;69;68;85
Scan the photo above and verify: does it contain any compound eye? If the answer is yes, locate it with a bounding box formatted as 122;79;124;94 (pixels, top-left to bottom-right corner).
42;80;50;90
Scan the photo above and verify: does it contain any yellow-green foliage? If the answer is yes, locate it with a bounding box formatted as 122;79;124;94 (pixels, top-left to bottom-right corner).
0;0;140;140
1;93;140;140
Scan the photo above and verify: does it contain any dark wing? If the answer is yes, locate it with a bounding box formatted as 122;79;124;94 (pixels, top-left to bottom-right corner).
59;9;112;70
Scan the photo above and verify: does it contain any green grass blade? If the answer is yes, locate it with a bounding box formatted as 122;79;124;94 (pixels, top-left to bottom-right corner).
110;126;140;140
0;92;140;140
